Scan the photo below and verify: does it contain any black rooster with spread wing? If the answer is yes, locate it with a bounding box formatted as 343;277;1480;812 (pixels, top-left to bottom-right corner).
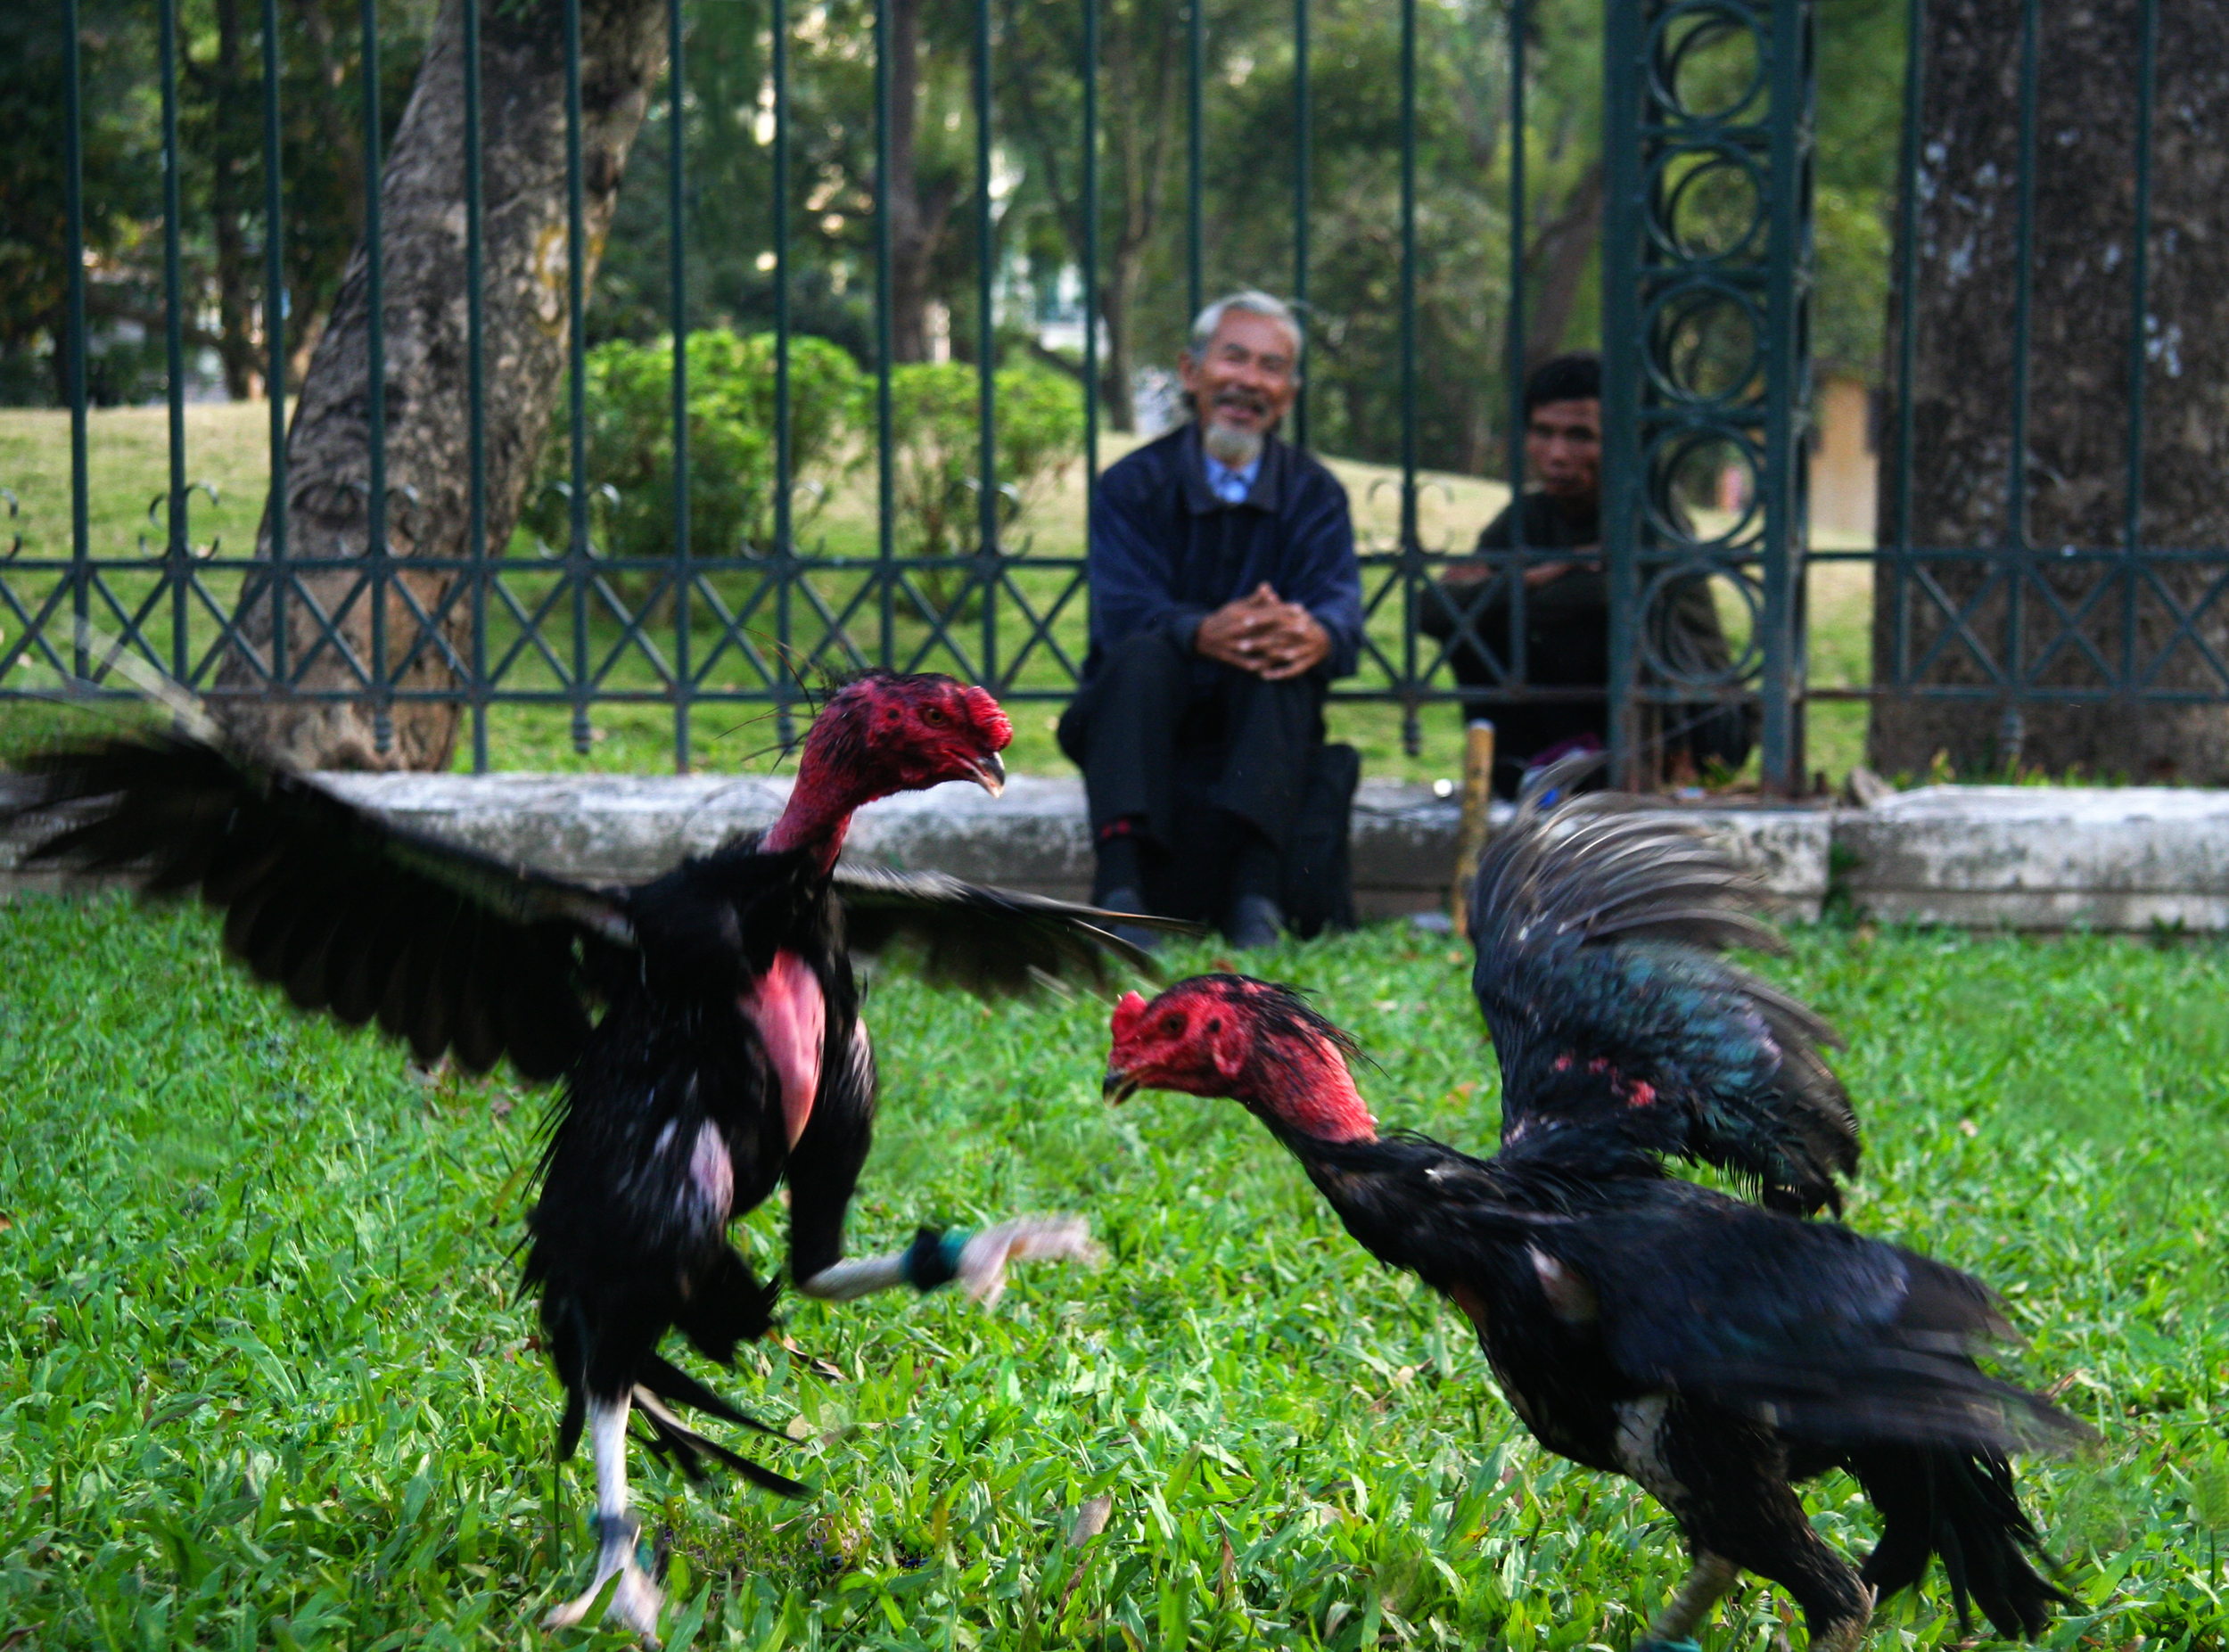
6;671;1180;1638
1467;772;1860;1215
1105;973;2084;1648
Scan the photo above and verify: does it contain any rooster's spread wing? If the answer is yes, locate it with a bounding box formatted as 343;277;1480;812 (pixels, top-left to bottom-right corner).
833;864;1193;997
4;730;631;1079
1465;768;1857;1212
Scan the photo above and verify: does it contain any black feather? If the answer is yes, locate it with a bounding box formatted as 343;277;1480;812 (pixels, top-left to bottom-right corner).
1466;763;1859;1214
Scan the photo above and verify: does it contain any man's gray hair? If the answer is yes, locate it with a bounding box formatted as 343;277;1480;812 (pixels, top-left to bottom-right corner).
1188;290;1304;372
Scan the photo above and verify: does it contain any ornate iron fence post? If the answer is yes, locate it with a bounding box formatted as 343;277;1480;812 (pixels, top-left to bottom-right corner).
1601;0;1814;793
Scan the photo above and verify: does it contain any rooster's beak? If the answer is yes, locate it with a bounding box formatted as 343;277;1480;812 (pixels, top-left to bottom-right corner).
1102;1066;1139;1105
969;750;1007;797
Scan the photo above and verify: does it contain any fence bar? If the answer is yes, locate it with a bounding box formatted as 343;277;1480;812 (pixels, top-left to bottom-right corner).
1187;0;1205;324
260;0;289;690
1760;0;1812;792
63;0;89;680
1599;1;1642;786
160;0;189;679
975;0;997;686
773;0;794;743
668;0;690;772
563;0;590;754
465;0;489;771
1083;0;1100;506
2000;0;2039;762
1290;0;1309;447
360;0;390;749
2121;0;2157;687
1888;0;1922;685
1506;0;1528;687
1398;0;1419;755
875;0;896;662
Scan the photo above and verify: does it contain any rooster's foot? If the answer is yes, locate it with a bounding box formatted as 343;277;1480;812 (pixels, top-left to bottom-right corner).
545;1514;663;1641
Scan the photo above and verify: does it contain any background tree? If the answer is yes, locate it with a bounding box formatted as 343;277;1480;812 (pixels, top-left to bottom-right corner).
0;0;425;407
215;0;670;769
1867;0;2229;783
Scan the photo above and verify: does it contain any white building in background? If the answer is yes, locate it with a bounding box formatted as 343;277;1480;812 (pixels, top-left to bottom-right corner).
1808;374;1879;541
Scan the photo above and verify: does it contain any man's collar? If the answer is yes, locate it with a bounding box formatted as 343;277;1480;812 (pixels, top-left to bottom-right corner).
1180;421;1284;515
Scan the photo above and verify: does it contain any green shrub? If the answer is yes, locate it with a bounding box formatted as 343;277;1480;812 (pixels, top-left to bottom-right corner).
528;329;864;561
887;362;1085;579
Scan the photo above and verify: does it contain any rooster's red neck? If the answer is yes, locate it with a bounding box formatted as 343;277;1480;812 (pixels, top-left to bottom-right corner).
761;743;872;870
1248;1034;1378;1144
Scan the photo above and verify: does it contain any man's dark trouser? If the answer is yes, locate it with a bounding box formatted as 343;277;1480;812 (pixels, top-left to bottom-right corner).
1057;629;1326;863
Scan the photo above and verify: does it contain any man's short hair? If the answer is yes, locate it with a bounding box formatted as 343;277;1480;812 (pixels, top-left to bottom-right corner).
1189;291;1304;375
1523;352;1600;415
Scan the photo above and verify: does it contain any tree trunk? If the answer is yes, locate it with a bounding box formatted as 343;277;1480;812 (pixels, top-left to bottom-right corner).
1868;0;2229;782
1099;251;1139;431
887;0;956;364
216;0;669;770
1522;158;1602;375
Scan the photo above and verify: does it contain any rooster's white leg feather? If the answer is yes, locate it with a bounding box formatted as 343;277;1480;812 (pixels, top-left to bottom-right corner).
545;1395;663;1640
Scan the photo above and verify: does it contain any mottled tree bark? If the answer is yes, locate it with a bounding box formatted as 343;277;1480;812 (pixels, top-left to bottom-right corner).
216;0;668;770
1869;0;2229;782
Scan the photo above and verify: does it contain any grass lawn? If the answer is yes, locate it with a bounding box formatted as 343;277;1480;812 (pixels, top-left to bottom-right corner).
0;404;1875;789
2;897;2225;1648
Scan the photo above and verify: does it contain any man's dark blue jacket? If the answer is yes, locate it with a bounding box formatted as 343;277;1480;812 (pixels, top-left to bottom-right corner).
1082;423;1364;688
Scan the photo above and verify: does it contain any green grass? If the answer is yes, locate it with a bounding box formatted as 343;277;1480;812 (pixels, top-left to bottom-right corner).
0;404;1878;789
3;897;2227;1648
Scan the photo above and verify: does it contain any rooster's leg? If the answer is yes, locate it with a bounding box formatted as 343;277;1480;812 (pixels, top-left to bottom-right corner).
796;1215;1098;1309
1634;1550;1738;1648
545;1393;664;1640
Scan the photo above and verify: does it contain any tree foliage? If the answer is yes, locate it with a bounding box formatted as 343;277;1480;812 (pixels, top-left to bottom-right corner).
8;0;1904;477
0;0;425;406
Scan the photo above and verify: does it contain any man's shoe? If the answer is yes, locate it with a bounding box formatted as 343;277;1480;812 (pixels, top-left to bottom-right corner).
1093;886;1163;954
1222;892;1285;949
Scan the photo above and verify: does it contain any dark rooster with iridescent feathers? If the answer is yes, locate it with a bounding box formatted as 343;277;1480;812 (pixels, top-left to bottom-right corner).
1104;785;2085;1649
1467;768;1861;1215
6;671;1176;1639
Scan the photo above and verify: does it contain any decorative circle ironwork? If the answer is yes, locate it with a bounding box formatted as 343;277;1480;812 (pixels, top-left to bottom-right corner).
1648;144;1768;265
1643;426;1764;551
1644;278;1764;407
1648;0;1769;126
1638;559;1764;688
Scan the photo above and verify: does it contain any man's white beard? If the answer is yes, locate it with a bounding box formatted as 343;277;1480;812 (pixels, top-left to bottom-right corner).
1201;418;1264;469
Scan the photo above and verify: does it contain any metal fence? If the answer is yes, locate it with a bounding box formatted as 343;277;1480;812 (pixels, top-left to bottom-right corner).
3;0;2218;787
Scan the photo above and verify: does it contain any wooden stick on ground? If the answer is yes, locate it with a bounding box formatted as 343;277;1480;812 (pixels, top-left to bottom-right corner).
1451;719;1495;939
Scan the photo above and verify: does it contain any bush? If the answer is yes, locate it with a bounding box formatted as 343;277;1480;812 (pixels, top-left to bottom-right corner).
887;362;1084;557
528;329;864;561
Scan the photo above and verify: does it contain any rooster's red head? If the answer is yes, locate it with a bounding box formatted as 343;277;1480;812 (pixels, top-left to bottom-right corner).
766;672;1012;861
1103;974;1377;1142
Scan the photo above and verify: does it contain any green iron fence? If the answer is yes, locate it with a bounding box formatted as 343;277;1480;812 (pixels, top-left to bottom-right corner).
4;0;2217;787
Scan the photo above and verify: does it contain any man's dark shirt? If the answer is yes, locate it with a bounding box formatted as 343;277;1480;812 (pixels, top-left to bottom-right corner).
1419;492;1610;692
1419;492;1745;781
1082;423;1364;690
1419;492;1733;694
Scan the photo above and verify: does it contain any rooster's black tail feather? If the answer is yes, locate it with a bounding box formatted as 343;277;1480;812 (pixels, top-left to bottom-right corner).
1848;1443;2078;1640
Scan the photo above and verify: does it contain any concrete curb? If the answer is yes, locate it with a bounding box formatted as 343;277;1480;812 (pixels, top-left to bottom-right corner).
9;772;2229;931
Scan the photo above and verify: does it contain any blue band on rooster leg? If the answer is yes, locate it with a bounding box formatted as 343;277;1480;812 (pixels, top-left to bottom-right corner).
593;1512;643;1552
902;1226;970;1291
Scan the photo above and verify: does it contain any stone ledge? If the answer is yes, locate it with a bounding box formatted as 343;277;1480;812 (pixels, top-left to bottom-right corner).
8;771;2229;931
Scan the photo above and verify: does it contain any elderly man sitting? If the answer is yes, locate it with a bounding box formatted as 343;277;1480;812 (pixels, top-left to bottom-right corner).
1057;291;1364;948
